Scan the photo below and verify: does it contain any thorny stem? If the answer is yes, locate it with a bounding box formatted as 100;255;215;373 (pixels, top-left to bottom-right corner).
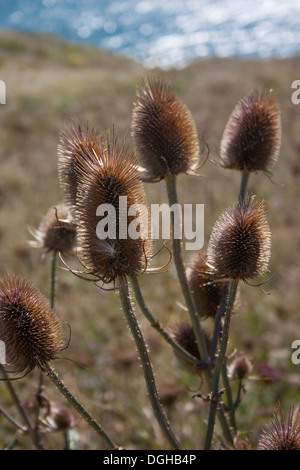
0;363;43;449
204;280;239;450
165;175;209;364
204;167;251;447
0;404;26;432
165;174;234;448
119;278;181;450
131;276;208;369
50;250;58;309
210;282;230;359
42;363;118;449
238;170;250;202
221;362;237;434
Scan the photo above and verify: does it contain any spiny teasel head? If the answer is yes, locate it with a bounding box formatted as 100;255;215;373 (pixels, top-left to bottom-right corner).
187;253;228;319
257;404;300;450
220;89;281;173
0;275;64;375
75;129;152;284
207;196;271;281
169;322;212;375
131;76;200;180
29;203;76;255
57;124;100;208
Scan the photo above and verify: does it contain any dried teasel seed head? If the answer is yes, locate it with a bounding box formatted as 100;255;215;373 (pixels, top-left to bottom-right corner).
75;129;152;283
257;404;300;450
131;77;200;180
228;356;252;381
169;322;211;375
57;124;100;208
187;253;228;319
29;203;76;255
207;196;271;281
220;90;281;173
50;405;76;431
0;275;64;375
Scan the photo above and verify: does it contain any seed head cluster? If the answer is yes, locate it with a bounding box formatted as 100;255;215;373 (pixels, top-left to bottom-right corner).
207;196;271;281
0;275;64;375
131;77;200;180
220;90;281;173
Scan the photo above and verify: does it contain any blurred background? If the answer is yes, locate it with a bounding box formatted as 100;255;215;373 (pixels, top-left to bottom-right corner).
0;0;300;451
0;0;300;68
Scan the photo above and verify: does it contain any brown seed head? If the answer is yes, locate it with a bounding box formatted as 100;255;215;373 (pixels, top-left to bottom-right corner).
29;204;76;254
228;356;252;381
0;275;64;375
187;253;228;319
51;405;76;431
57;124;100;208
131;77;200;180
169;322;211;375
258;404;300;450
220;90;281;172
207;196;271;281
75;130;152;283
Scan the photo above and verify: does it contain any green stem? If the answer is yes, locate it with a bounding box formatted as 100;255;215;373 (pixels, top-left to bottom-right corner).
42;363;118;449
221;363;237;434
204;280;239;450
238;170;250;202
131;276;207;369
210;282;230;359
119;278;181;450
165;175;209;363
50;250;58;309
165;174;234;448
233;380;243;410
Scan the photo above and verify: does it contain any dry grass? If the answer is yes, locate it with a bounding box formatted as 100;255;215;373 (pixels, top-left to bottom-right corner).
0;29;300;450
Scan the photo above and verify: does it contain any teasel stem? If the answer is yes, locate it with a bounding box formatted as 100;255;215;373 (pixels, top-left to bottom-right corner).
119;278;181;450
131;276;206;368
165;175;234;448
210;281;229;359
42;363;118;449
50;250;58;309
221;362;237;434
238;170;250;202
36;250;58;438
165;174;209;364
204;279;239;450
233;379;243;410
0;363;44;449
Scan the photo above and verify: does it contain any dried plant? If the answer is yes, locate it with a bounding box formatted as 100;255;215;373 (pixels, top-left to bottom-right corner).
132;77;200;180
258;404;300;450
0;74;289;452
220;90;281;173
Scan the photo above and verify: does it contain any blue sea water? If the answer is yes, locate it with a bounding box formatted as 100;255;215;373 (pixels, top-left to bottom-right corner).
0;0;299;68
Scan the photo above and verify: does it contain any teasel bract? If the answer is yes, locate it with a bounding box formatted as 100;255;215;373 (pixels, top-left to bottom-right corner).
29;203;76;255
131;76;200;180
220;90;281;173
207;196;271;281
257;404;300;450
0;275;64;376
74;129;152;284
